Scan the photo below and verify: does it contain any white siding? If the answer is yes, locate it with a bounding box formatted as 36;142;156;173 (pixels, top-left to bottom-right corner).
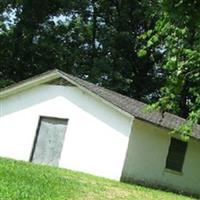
0;84;133;180
122;119;200;195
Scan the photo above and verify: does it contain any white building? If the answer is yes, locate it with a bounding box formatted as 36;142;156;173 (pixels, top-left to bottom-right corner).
0;69;200;196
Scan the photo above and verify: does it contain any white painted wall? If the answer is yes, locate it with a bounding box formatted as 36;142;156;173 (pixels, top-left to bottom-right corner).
0;84;133;180
122;119;200;195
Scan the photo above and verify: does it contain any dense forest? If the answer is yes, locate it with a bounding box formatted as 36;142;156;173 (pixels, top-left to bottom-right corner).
0;0;199;137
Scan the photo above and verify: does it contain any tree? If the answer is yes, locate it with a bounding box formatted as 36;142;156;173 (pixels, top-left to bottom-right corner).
0;0;163;104
139;0;200;138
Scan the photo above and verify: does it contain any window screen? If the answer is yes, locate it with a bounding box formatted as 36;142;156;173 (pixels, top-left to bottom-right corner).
165;138;187;172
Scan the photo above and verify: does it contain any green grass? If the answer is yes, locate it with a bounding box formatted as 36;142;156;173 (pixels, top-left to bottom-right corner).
0;158;196;200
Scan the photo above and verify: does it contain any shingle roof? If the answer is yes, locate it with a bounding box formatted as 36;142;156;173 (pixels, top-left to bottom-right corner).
1;69;200;140
59;71;200;140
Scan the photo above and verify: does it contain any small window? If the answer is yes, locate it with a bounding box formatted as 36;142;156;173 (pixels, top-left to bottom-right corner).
165;138;187;172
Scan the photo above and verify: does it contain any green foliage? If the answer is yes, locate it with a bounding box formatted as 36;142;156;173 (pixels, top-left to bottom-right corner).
0;0;164;103
139;0;200;138
0;158;194;200
137;49;147;57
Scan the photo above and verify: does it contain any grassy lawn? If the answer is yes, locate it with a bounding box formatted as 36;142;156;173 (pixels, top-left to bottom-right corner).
0;158;196;200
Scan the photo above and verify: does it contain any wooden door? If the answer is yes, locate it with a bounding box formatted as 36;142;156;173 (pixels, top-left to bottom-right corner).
30;117;68;166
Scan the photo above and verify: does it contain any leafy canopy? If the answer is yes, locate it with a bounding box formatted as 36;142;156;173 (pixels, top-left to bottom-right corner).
139;0;200;138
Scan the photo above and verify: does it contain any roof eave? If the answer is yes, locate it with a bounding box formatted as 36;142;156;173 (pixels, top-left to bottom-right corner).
0;70;60;99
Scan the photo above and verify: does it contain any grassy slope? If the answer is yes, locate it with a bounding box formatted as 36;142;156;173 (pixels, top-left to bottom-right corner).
0;158;196;200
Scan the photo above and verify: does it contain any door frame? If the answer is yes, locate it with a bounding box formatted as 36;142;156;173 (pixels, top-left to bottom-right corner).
29;115;68;162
